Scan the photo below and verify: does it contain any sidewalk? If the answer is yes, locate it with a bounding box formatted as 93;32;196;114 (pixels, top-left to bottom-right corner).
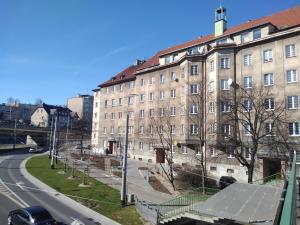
62;151;173;204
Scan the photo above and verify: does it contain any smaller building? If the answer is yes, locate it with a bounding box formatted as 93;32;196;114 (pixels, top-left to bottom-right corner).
67;94;93;126
31;103;74;128
0;103;37;124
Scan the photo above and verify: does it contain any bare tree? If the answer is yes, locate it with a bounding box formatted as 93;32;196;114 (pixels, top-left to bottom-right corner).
148;102;176;191
215;84;290;183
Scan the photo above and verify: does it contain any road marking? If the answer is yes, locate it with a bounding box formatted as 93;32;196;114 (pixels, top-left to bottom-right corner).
0;179;29;208
16;182;25;191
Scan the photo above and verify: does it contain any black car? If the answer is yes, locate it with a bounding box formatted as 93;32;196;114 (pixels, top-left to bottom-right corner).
219;176;237;189
8;206;56;225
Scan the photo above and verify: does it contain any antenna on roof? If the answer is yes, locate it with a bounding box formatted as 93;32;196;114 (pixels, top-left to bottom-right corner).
219;0;222;8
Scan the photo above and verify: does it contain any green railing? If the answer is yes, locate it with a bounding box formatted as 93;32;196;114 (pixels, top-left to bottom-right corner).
279;153;296;225
157;187;219;222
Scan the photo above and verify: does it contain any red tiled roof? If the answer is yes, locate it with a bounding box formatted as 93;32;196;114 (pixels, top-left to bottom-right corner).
99;63;145;88
98;5;300;87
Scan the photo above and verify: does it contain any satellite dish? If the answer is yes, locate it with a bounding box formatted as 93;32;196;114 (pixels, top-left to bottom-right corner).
227;78;233;86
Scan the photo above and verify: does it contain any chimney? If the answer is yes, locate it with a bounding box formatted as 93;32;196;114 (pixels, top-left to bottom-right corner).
214;6;227;37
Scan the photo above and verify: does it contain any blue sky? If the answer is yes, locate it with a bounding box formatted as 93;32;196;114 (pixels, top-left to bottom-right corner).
0;0;299;105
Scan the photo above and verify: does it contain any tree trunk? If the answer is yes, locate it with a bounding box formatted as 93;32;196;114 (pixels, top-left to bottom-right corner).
247;166;254;184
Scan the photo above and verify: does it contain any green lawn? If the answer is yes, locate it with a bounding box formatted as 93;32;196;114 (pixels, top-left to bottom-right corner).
26;155;143;225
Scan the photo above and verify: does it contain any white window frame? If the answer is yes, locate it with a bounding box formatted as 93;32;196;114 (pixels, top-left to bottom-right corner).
190;84;199;94
160;91;165;100
220;58;230;69
265;98;275;110
170;89;176;98
289;122;299;136
220;79;229;90
263;49;273;63
170;107;176;116
287;69;298;83
285;44;296;58
160;74;165;84
191;65;198;75
264;73;274;86
139;109;145;118
220;101;231;112
244;76;252;89
243;54;252;66
288;96;299;109
171;72;176;81
189;104;198;114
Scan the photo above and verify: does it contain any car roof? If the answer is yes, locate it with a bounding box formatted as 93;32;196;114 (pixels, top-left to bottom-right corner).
22;206;49;215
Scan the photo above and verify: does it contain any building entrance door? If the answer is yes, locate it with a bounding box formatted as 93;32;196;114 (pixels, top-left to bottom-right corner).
108;141;114;154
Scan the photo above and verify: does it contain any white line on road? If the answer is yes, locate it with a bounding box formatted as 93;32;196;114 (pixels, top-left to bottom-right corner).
0;179;29;208
16;182;25;191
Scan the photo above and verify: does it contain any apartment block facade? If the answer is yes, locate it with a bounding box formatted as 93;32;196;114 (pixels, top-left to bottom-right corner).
92;6;300;182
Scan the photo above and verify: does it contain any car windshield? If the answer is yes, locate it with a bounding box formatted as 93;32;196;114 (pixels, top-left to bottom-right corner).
31;211;53;220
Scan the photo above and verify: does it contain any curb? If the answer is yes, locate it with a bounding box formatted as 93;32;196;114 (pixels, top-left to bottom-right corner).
21;155;121;225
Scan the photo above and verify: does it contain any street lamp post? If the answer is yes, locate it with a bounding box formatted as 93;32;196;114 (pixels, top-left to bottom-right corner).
121;113;129;207
50;109;58;169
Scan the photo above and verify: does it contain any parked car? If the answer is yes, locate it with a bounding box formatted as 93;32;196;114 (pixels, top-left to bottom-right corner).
28;146;44;153
8;206;56;225
219;176;237;189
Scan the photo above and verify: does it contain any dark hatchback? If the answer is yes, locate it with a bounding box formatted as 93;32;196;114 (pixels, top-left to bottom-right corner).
8;206;56;225
219;176;237;189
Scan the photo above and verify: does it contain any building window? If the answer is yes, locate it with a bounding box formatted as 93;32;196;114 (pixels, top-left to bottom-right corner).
170;107;176;116
244;54;252;66
160;91;165;100
159;125;164;134
190;124;198;135
220;101;230;112
119;98;122;105
139;109;145;118
149;143;154;151
140;94;145;102
210;60;215;72
149;92;154;101
171;72;176;81
139;126;144;134
170;89;176;98
103;127;107;134
245;147;252;159
190;84;199;94
181;145;187;154
227;146;234;159
287;69;298;83
140;79;145;86
263;49;273;62
288;96;299;109
243;99;252;111
129;81;135;89
220;79;229;90
209;102;215;113
112;99;116;107
112;85;116;92
208;123;216;134
149;108;154;117
128;96;134;105
104;100;108;108
265;98;275;110
170;125;176;134
159;108;164;117
95;102;98;108
191;65;198;75
253;28;261;40
244;76;252;88
118;126;122;134
209;81;215;92
128;111;134;118
189;104;198;114
180;124;184;135
104;113;108;119
240;32;248;43
149;125;154;134
160;74;165;84
264;73;274;86
244;123;251;136
111;113;115;120
94;112;98;118
220;58;230;69
210;147;216;157
289;122;299;136
227;168;234;173
265;122;274;136
110;126;114;134
222;124;232;135
128;126;133;134
139;142;144;151
210;166;217;171
149;76;155;85
285;44;296;58
120;84;124;92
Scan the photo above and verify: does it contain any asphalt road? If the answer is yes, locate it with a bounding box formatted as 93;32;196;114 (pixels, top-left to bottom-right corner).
0;151;103;225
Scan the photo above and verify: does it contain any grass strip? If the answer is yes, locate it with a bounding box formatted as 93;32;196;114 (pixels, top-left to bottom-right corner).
26;155;143;225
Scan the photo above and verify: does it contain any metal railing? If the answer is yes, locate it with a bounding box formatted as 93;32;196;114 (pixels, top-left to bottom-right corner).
279;153;296;225
157;187;219;222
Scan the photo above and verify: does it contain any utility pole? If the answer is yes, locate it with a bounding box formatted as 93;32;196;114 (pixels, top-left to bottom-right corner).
49;116;54;159
13;119;17;150
51;110;57;169
66;115;70;145
121;113;129;207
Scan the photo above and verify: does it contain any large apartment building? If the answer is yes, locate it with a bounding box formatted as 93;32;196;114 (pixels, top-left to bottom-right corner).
92;6;300;182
